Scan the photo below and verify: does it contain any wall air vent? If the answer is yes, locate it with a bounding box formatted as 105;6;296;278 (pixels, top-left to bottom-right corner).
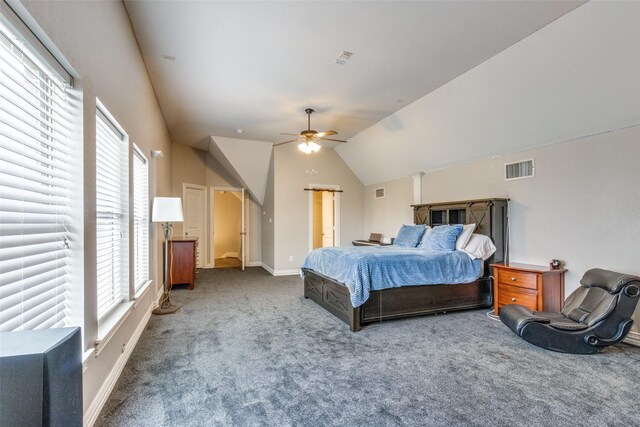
505;159;535;181
375;188;385;199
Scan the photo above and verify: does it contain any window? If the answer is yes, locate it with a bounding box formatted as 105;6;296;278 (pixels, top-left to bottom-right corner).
95;105;128;320
132;145;149;293
0;15;74;331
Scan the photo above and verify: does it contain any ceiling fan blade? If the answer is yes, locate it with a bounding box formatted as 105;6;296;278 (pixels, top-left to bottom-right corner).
315;130;337;138
273;139;300;147
280;133;301;136
318;137;347;143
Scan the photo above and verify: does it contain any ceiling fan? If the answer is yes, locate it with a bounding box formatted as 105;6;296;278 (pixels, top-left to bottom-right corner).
274;108;346;153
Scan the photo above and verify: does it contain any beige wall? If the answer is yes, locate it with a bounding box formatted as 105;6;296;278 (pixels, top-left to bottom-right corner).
364;177;414;239
171;143;207;237
261;153;275;267
269;144;364;272
20;0;173;420
213;191;242;258
171;142;262;266
365;125;640;330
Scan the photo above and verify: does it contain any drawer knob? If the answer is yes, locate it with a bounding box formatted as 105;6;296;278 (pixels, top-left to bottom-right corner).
511;297;516;301
511;277;516;281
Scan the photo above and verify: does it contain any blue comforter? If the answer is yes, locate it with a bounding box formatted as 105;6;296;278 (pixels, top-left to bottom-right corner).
301;246;481;307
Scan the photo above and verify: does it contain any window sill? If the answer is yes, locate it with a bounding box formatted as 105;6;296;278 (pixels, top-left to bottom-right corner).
134;280;152;303
95;301;134;356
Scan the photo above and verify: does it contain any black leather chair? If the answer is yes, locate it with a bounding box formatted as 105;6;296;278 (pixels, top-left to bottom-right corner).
500;268;640;354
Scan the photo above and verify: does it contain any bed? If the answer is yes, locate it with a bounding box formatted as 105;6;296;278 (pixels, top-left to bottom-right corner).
301;198;509;331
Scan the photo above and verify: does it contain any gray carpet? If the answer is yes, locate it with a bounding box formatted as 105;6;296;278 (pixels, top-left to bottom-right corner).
96;268;640;426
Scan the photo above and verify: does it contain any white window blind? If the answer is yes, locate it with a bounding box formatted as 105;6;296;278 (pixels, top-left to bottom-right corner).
0;20;73;331
96;107;128;320
132;145;148;293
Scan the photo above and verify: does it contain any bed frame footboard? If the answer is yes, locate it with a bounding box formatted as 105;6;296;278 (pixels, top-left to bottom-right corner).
302;268;492;332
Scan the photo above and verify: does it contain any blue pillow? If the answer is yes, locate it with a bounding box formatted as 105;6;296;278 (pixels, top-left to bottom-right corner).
393;224;426;247
418;224;463;251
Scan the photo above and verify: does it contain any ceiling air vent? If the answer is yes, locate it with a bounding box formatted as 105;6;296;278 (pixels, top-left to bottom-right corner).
375;188;385;199
505;159;535;181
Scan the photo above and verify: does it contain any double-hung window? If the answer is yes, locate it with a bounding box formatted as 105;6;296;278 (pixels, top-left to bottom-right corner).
132;145;149;294
95;105;128;320
0;12;75;331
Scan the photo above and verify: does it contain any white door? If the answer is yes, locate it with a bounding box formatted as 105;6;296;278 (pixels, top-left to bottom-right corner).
322;191;335;247
183;183;206;268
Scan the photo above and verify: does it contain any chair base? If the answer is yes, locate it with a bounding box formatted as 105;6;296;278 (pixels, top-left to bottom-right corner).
499;304;634;354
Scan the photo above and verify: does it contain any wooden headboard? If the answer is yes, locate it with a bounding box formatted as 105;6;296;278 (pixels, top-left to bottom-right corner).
412;198;509;270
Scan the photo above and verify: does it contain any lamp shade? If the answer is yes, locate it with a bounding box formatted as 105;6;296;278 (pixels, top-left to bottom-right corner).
151;197;184;223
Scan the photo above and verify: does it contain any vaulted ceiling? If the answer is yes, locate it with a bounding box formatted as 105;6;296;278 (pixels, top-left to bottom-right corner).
124;1;584;152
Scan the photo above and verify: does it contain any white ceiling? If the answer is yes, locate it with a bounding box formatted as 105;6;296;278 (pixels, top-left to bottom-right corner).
124;1;584;150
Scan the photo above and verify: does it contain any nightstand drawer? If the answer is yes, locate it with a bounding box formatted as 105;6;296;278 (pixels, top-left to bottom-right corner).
497;283;537;309
497;270;537;290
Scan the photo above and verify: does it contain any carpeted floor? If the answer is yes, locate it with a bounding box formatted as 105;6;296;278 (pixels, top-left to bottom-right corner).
96;268;640;427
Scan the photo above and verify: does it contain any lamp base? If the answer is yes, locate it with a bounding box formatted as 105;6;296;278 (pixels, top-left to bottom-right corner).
152;293;180;315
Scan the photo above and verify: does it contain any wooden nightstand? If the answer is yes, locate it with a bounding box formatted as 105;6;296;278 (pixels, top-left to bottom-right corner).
166;238;198;290
490;262;566;315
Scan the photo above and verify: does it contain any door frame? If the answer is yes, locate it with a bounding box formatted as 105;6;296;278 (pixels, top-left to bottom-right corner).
308;183;341;253
182;183;207;268
209;186;247;270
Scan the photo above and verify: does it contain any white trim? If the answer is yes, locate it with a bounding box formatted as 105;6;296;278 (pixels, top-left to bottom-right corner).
133;280;152;306
82;348;95;375
261;263;300;276
1;0;74;85
624;331;640;347
84;304;153;427
183;183;207;268
261;262;275;275
307;183;341;253
247;261;261;267
152;284;163;309
273;269;300;276
95;301;134;356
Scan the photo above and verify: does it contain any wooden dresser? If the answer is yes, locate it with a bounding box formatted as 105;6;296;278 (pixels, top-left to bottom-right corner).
491;262;566;315
166;238;198;290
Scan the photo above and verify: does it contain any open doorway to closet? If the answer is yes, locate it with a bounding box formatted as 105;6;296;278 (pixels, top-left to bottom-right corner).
210;187;247;270
308;184;341;251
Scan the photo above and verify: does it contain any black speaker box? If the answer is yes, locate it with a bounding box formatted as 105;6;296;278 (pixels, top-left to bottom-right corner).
0;327;82;427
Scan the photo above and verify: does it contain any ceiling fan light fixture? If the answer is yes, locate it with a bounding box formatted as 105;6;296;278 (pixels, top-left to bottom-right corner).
298;141;321;154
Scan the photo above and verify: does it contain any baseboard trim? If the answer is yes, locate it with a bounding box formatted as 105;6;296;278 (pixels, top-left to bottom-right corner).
260;263;275;275
274;269;300;276
247;261;261;267
260;263;300;276
83;304;152;427
624;331;640;347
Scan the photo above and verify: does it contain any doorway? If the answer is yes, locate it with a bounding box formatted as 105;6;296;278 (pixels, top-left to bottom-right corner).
308;184;340;251
210;187;247;270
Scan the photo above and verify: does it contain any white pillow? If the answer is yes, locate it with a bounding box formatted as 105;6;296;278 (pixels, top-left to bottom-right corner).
455;223;476;251
462;233;496;260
